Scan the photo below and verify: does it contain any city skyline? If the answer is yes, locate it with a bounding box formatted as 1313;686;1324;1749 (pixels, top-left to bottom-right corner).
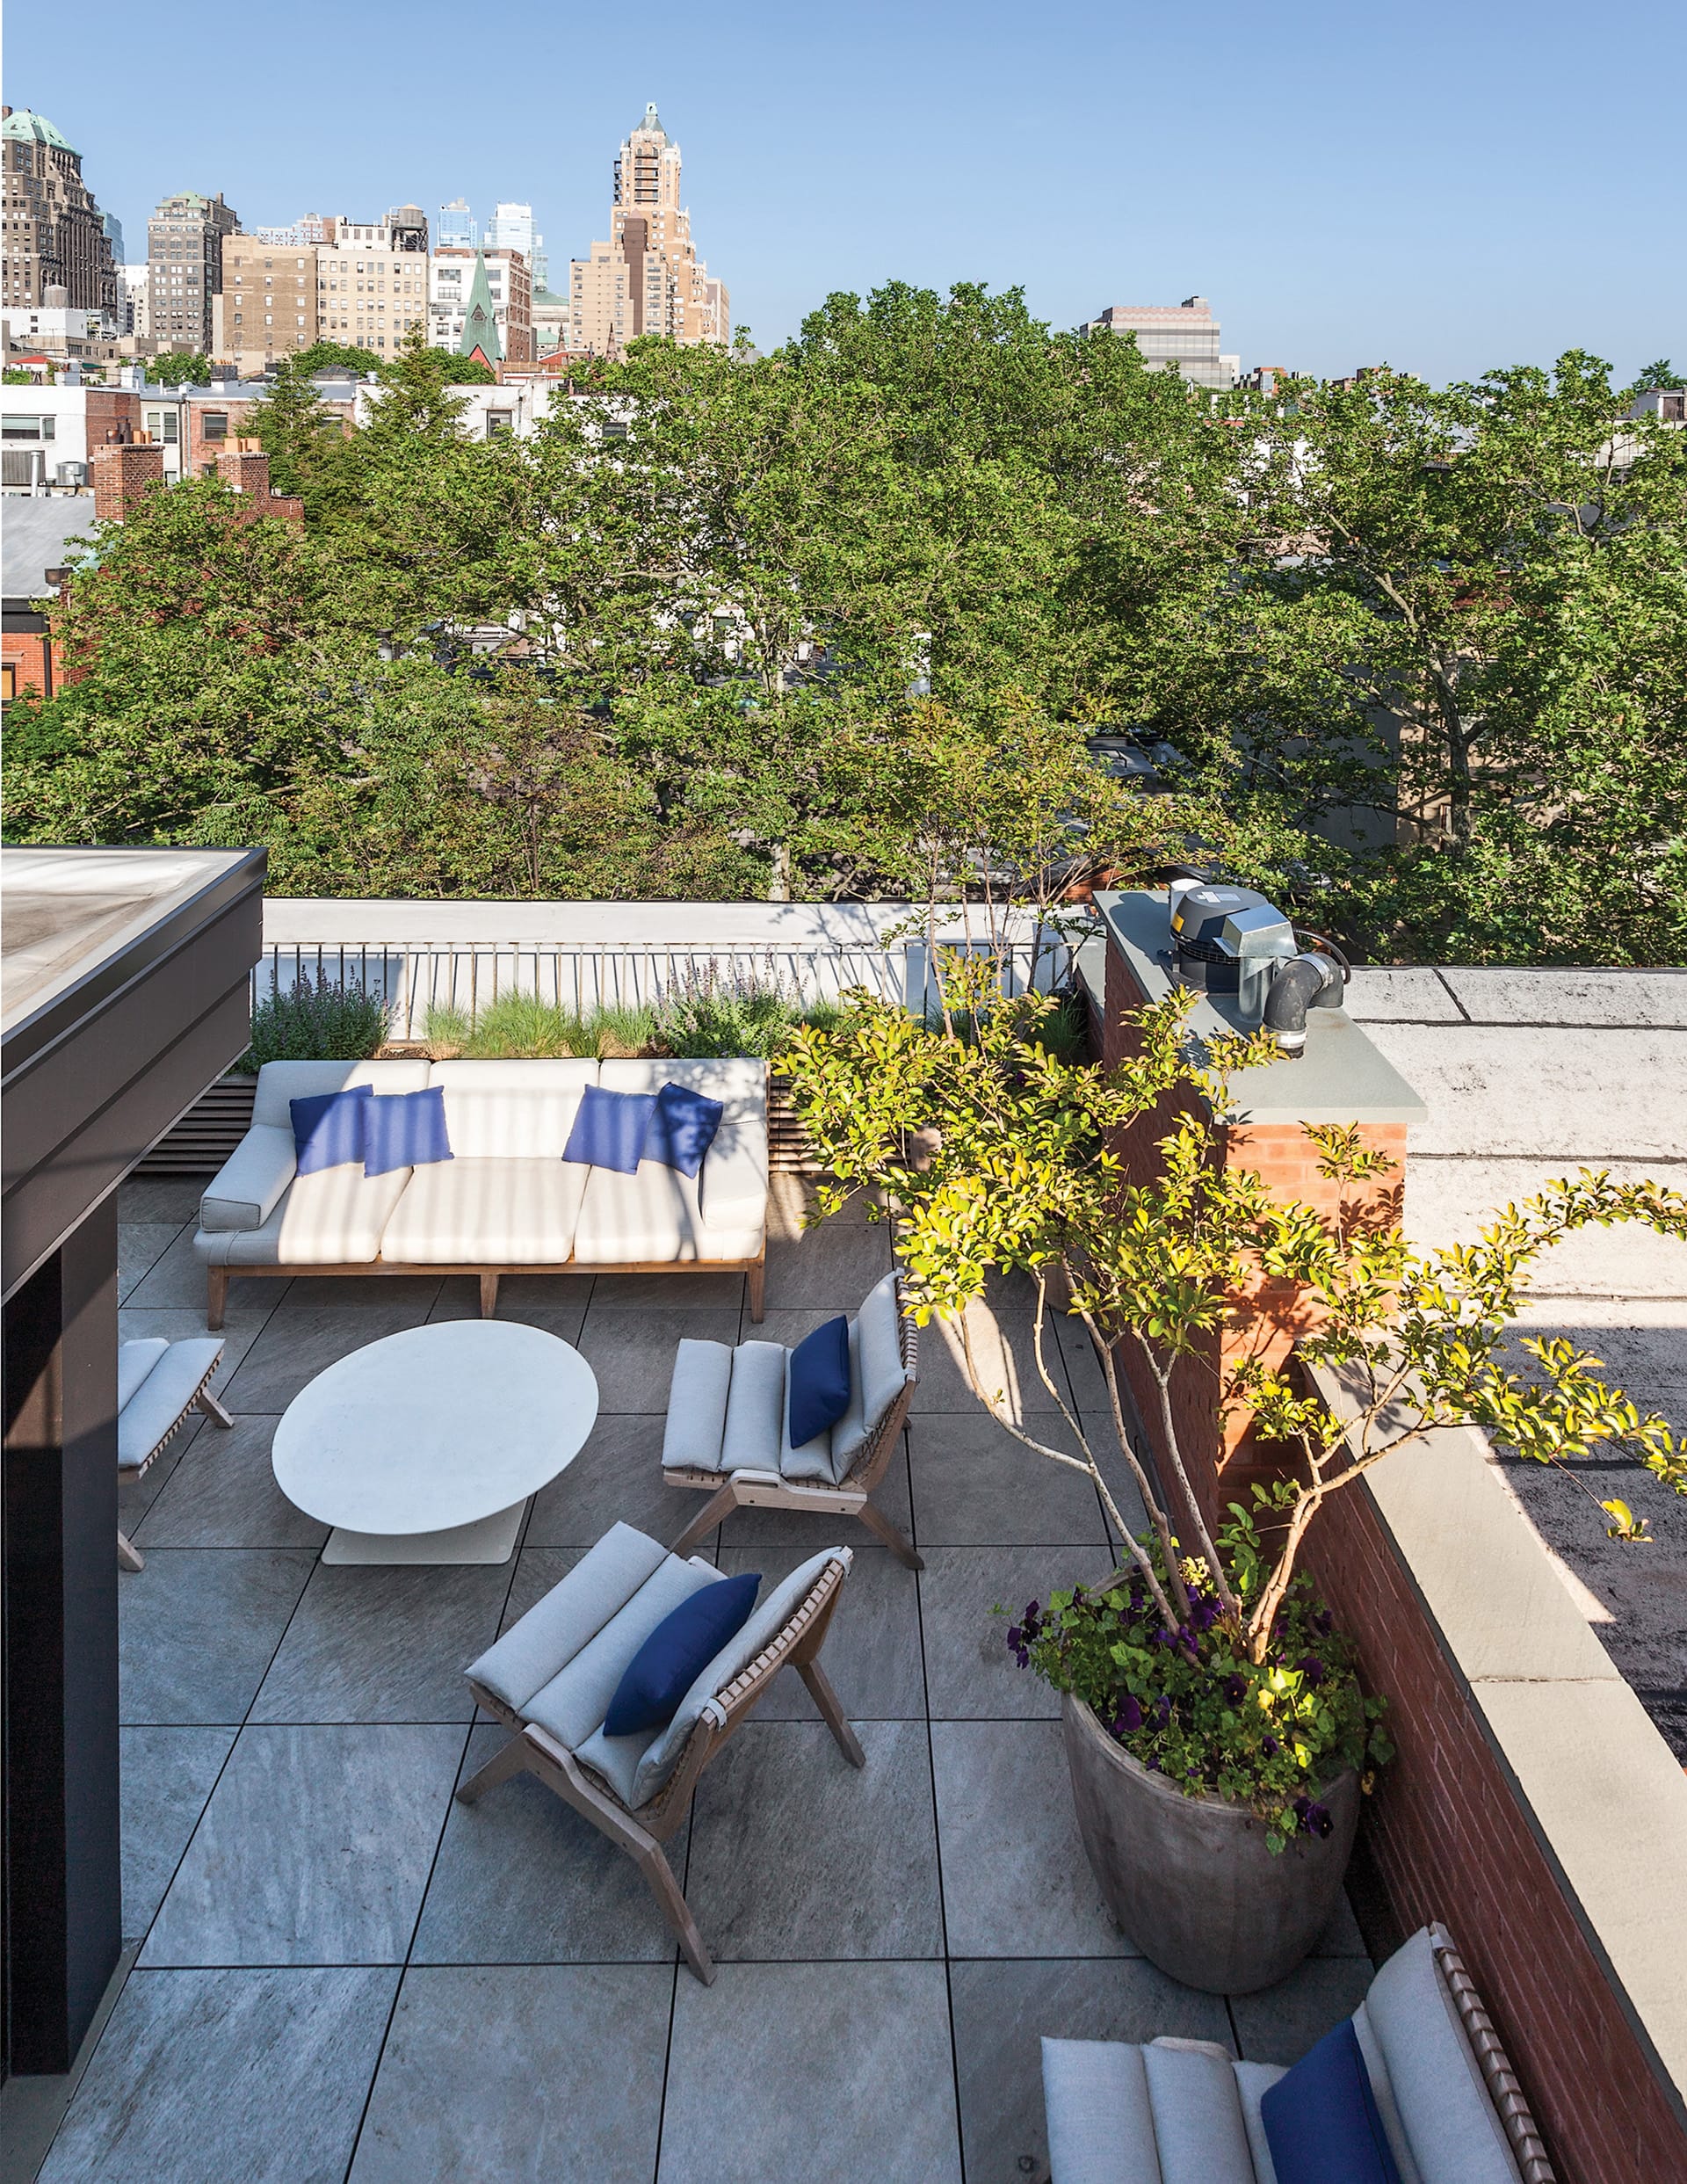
3;0;1683;382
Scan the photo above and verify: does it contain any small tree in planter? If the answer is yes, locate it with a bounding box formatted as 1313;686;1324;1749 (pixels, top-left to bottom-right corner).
780;965;1687;1987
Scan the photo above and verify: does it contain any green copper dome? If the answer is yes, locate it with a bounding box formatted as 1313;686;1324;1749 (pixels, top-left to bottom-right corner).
2;110;76;152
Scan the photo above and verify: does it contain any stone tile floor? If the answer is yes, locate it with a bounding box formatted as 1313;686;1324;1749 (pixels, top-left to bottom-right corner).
33;1174;1374;2184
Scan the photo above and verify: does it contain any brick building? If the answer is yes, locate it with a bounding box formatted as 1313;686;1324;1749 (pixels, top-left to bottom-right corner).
147;189;237;354
1;109;119;319
568;104;729;353
212;237;319;378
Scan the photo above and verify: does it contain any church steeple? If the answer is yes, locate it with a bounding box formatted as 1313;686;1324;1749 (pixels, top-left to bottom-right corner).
457;248;503;364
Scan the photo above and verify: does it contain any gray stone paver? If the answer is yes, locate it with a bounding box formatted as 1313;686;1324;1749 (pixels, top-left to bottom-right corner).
46;1192;1373;2182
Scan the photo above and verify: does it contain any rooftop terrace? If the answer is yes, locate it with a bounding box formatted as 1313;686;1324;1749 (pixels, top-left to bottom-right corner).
7;946;1684;2183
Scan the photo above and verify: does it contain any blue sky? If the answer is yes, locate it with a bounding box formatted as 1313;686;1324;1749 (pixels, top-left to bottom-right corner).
8;0;1681;383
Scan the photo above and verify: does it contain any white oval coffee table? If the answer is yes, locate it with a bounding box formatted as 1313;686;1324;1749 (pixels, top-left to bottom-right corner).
272;1320;599;1565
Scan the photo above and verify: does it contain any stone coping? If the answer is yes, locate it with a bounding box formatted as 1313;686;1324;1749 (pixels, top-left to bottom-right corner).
1305;1358;1687;2113
1093;890;1429;1127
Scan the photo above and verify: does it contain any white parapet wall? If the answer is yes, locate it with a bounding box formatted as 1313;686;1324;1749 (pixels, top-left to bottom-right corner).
257;898;1081;1036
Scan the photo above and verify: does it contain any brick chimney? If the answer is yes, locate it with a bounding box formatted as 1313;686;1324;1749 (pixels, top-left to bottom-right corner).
91;442;166;521
214;448;272;496
214;448;306;523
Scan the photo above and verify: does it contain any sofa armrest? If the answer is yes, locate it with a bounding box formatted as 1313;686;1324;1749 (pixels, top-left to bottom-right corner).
698;1114;769;1233
199;1123;296;1232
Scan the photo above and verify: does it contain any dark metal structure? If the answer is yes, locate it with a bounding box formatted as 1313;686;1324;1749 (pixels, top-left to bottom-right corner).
1;845;264;2079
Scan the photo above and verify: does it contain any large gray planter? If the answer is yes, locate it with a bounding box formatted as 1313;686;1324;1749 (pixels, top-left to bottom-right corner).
1060;1692;1359;1994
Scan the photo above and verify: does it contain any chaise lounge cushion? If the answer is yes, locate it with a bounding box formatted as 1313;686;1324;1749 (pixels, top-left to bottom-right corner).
380;1157;590;1263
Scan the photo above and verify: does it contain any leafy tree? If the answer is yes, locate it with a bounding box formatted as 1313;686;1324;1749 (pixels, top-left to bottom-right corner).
1633;359;1680;390
1142;353;1687;961
150;351;214;385
251;356;359;521
290;340;381;376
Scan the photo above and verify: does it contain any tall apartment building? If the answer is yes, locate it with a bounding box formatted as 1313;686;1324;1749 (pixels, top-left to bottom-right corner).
148;190;237;353
2;108;119;316
213;237;319;376
569;104;729;352
315;210;430;359
121;265;149;340
1079;296;1239;388
429;247;532;364
486;202;547;291
438;199;477;250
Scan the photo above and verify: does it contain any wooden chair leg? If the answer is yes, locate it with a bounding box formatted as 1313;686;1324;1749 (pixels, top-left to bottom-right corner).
634;1841;715;1984
206;1267;228;1332
668;1479;739;1559
196;1385;235;1429
746;1257;765;1323
856;1497;923;1571
798;1661;866;1768
479;1271;501;1318
117;1530;144;1573
455;1732;532;1805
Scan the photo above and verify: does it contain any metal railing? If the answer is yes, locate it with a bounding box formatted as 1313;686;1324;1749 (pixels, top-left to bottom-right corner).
253;935;1075;1041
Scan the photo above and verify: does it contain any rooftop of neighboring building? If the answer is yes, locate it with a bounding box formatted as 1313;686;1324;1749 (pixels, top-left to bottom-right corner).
0;496;92;602
0;107;75;150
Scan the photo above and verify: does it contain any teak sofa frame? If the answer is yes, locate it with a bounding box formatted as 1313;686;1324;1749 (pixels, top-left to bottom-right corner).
460;1552;859;1984
664;1311;921;1570
206;1249;766;1331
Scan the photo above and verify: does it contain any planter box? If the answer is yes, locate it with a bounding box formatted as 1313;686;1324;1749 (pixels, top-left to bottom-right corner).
137;1067;820;1178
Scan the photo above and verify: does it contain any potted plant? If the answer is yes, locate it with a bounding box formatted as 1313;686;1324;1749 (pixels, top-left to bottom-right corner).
781;961;1687;1992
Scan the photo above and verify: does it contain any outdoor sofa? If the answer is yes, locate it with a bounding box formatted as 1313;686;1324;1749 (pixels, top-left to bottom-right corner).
192;1057;769;1328
1042;1920;1553;2184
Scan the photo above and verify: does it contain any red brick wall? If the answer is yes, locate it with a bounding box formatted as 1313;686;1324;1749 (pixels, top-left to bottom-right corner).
1098;919;1687;2184
3;625;57;699
91;442;165;520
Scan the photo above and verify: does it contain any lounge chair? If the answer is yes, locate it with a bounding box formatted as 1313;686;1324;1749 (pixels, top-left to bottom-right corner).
116;1336;231;1571
661;1269;921;1569
1041;1921;1553;2183
459;1522;861;1983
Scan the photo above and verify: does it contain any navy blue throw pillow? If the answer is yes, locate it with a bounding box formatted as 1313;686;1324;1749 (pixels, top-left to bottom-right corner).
644;1081;725;1179
1260;2019;1403;2184
291;1085;373;1174
562;1084;658;1173
363;1086;453;1178
604;1571;761;1738
787;1314;851;1448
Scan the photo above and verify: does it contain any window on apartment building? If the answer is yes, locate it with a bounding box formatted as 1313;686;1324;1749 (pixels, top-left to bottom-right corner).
486;411;514;438
143;410;178;443
1;414;54;439
202;411;228;439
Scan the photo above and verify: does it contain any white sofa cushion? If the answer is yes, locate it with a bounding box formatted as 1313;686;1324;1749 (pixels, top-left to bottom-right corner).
194;1163;411;1266
250;1057;429;1129
426;1059;599;1158
380;1157;589;1263
199;1123;297;1232
572;1158;703;1262
598;1058;769;1238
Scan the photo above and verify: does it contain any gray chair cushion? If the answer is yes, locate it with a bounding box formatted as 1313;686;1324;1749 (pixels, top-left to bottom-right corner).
466;1521;666;1713
1233;2060;1287;2184
1040;2037;1162;2184
661;1339;735;1472
523;1553;725;1752
118;1338;170;1412
619;1545;844;1810
1363;1929;1523;2184
116;1338;225;1473
722;1341;786;1474
1351;2002;1423;2184
1142;2041;1258;2184
856;1270;909;1427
